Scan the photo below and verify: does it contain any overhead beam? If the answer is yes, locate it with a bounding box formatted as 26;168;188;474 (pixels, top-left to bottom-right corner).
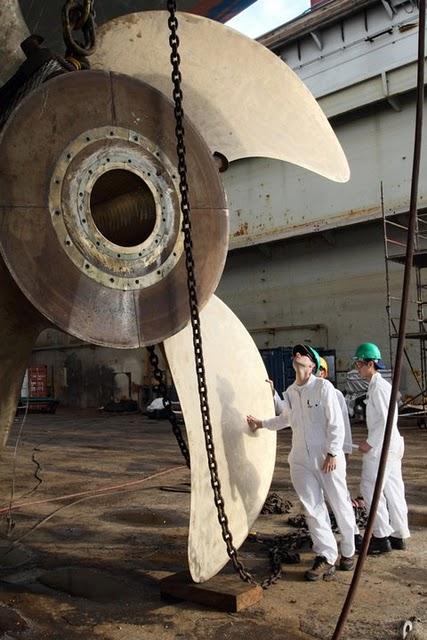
258;0;379;50
320;63;421;119
381;0;395;19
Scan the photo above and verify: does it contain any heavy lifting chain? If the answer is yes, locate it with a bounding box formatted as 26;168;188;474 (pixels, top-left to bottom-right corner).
0;1;95;132
166;1;281;589
62;0;96;64
146;345;191;468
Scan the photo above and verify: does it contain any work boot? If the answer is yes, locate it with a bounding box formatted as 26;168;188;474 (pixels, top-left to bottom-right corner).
339;555;355;571
367;536;392;555
304;555;336;581
354;533;363;552
389;536;407;550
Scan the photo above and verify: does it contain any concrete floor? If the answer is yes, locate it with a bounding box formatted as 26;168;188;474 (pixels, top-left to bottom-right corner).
0;409;426;640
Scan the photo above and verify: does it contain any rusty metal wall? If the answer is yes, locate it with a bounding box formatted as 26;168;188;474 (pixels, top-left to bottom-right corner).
224;96;427;249
217;219;420;397
223;0;426;249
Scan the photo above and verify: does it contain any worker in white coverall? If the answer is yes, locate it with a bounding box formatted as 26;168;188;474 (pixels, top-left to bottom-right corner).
247;344;356;581
317;357;362;546
353;342;410;554
318;357;353;455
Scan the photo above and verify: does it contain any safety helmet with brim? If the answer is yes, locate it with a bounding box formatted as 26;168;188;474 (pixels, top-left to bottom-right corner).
293;344;321;374
352;342;386;369
319;356;329;377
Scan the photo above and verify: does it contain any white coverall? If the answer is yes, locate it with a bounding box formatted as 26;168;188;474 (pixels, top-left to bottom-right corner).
276;387;353;454
333;388;360;535
336;389;352;454
267;375;356;564
361;372;410;539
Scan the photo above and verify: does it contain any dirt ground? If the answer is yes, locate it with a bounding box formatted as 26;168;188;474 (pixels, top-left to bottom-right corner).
0;409;425;640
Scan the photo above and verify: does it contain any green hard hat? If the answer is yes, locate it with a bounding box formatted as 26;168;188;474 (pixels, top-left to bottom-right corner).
293;344;321;374
309;346;321;374
353;342;382;361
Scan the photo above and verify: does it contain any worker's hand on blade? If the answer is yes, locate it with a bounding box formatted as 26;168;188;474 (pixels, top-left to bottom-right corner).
322;454;337;473
247;415;262;431
358;441;372;453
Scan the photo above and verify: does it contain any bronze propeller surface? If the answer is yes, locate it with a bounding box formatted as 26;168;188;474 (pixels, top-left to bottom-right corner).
0;70;228;348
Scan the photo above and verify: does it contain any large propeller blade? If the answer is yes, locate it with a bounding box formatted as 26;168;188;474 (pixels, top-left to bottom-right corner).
92;11;349;182
164;295;276;582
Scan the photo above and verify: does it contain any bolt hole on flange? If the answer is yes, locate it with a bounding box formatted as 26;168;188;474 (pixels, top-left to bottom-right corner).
90;169;156;247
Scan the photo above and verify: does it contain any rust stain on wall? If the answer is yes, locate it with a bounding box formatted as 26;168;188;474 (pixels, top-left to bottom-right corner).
230;204;382;247
233;221;249;237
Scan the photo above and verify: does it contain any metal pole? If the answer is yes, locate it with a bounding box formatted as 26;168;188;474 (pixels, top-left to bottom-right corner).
391;317;424;394
332;1;425;637
382;182;394;371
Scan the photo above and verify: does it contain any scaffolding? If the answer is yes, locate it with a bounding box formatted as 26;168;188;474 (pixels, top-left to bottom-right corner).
383;193;427;426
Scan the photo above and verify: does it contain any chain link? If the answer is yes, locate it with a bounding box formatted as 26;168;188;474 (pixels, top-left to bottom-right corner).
62;0;96;60
146;346;191;468
166;1;281;589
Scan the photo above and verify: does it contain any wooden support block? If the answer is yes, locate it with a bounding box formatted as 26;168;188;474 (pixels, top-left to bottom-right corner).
160;570;263;612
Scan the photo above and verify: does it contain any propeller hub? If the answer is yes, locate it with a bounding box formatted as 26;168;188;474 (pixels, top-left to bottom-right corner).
0;70;229;347
49;125;184;291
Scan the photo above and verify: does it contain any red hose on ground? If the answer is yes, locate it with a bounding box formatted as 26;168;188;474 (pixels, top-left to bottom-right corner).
0;465;187;515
